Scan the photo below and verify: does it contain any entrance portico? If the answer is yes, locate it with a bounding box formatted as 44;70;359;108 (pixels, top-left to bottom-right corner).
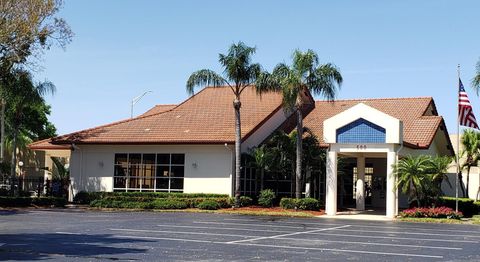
323;103;403;218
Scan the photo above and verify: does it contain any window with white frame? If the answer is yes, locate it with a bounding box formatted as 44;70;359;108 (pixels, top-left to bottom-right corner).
113;153;185;192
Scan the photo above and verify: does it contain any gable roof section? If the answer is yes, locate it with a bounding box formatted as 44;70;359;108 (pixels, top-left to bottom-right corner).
48;86;283;145
302;97;452;151
140;104;177;117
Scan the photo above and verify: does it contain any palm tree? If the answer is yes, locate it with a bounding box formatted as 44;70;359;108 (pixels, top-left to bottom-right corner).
186;42;261;207
394;155;431;207
460;129;480;198
0;69;55;194
427;156;453;203
256;49;342;199
473;60;480;94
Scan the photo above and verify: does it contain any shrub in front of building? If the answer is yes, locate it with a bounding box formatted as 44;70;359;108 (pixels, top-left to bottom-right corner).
258;189;275;207
280;197;321;211
197;200;220;210
0;196;66;207
75;191;229;205
400;207;463;219
439;197;478;217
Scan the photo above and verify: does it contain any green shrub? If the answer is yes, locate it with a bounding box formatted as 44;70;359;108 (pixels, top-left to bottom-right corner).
75;191;229;204
0;196;31;207
239;196;253;207
280;198;296;209
280;197;320;211
258;189;275;207
440;197;477;217
152;199;188;209
197;200;220;210
0;196;66;207
296;198;320;211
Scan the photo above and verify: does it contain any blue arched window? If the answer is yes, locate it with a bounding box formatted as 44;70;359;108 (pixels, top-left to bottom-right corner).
336;118;386;143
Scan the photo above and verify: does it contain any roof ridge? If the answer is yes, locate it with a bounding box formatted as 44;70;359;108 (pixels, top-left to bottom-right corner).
52;87;214;143
315;96;433;103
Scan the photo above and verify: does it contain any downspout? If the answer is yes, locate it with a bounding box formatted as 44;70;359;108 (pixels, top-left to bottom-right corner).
394;143;403;216
71;143;82;196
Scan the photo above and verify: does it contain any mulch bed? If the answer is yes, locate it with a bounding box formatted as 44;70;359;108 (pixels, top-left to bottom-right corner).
220;205;325;216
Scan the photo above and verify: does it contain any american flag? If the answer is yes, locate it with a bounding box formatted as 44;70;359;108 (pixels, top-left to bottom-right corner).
459;78;479;129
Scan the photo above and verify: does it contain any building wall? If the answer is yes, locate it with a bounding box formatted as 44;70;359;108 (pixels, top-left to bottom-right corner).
242;108;289;152
70;144;233;196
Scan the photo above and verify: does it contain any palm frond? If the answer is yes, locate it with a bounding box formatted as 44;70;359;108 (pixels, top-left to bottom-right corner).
310;63;343;100
186;69;227;95
472;59;480;95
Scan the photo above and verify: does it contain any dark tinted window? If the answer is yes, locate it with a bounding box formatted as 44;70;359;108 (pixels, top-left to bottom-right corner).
157;154;170;165
171;154;185;165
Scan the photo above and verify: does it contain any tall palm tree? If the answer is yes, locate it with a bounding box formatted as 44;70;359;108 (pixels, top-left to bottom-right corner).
394;155;431;207
1;69;55;194
472;59;480;94
460;129;480;198
186;42;261;207
256;49;342;199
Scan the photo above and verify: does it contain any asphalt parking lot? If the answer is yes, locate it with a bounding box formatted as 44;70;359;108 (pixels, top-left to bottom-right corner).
1;209;479;261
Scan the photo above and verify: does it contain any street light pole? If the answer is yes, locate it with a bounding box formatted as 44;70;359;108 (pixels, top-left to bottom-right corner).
131;91;152;118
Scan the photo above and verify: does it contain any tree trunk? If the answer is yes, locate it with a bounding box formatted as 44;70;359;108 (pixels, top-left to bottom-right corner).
459;172;466;198
466;166;471;198
234;98;242;207
0;98;4;161
10;128;18;196
295;108;303;199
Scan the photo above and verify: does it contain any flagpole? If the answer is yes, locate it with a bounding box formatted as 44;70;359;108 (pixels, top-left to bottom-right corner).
456;64;460;213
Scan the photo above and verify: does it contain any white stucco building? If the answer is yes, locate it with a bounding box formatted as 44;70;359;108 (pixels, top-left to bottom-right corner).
30;86;454;218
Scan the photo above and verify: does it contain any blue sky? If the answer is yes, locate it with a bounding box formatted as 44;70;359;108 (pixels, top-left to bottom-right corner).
37;0;480;135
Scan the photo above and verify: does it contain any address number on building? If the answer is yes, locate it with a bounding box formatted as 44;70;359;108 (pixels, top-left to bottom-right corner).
356;145;367;150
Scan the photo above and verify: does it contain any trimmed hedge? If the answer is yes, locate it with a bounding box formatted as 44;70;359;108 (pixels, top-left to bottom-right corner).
280;197;321;211
89;196;230;210
0;196;66;207
74;191;229;204
198;200;220;210
400;207;463;219
439;197;478;217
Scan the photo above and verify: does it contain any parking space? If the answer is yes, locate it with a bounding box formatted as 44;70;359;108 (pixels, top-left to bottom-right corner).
1;209;479;261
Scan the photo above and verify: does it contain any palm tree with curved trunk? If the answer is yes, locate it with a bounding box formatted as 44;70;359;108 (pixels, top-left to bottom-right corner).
460;129;480;198
186;42;261;207
256;50;342;199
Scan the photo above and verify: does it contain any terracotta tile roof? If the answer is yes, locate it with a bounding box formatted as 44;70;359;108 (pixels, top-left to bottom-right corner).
140;104;177;117
28;138;71;150
302;97;449;149
50;86;283;145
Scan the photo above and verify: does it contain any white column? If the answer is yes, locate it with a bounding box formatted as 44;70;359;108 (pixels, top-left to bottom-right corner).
386;151;397;218
325;151;337;216
356;156;365;211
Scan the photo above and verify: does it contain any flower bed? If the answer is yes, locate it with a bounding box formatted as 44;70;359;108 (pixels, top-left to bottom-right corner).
400;207;463;219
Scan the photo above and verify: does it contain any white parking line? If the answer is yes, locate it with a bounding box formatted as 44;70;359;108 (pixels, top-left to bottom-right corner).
113;234;444;259
232;242;444;259
306;232;479;243
335;228;480;238
115;235;220;244
110;228;263;238
275;237;462;250
194;221;325;229
112;228;462;250
158;224;293;233
222;218;480;234
227;225;351;244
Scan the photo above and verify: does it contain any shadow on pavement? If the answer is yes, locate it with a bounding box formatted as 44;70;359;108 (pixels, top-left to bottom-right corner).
0;232;152;260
